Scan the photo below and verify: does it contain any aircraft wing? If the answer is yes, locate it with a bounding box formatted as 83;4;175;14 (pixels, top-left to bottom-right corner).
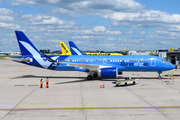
61;62;126;72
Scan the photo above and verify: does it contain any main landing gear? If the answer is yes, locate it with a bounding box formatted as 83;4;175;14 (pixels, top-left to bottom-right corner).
87;75;93;80
87;73;98;80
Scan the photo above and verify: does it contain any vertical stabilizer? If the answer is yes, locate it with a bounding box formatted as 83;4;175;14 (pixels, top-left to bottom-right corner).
69;41;86;55
15;31;42;56
60;42;71;55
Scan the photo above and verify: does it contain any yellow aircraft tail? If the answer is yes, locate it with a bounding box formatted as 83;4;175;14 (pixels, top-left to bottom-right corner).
60;42;71;55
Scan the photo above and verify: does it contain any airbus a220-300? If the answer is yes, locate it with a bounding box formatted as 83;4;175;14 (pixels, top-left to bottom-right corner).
13;31;175;80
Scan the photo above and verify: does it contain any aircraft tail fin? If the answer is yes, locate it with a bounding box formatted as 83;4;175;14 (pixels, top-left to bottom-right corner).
15;31;42;56
60;42;71;55
69;41;86;55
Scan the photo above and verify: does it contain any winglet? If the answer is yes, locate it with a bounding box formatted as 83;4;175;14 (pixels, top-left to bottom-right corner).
60;42;71;55
69;41;86;55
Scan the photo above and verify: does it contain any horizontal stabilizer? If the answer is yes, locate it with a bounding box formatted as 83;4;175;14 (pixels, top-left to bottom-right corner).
8;57;32;62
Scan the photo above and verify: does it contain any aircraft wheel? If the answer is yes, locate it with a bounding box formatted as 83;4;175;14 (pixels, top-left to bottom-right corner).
125;82;127;86
133;81;136;85
87;75;93;80
93;73;98;78
158;73;162;79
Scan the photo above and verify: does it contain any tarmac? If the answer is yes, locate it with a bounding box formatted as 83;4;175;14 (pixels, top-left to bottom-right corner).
0;60;180;120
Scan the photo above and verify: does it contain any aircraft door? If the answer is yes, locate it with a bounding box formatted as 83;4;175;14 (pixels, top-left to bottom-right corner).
150;58;156;66
103;58;106;64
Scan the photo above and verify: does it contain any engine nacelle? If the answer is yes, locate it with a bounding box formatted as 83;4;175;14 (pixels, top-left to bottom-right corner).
98;67;118;79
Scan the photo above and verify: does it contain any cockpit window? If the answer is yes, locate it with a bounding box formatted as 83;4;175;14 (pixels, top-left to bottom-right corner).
161;59;167;63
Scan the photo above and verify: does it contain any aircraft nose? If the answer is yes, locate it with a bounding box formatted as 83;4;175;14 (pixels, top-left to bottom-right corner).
167;63;175;70
171;64;176;69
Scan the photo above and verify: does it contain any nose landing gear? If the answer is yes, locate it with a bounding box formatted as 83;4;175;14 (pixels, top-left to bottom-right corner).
158;71;162;79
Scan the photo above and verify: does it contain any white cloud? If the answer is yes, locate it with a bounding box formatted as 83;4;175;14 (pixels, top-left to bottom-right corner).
22;14;33;19
72;36;90;39
10;0;36;5
21;15;76;30
140;31;146;35
93;26;106;32
0;8;14;23
0;22;21;29
0;8;13;15
0;16;14;21
118;38;122;40
82;30;93;34
107;38;116;40
47;40;61;43
2;0;180;52
9;0;144;12
106;30;122;35
8;0;180;29
125;30;133;34
153;30;168;34
32;17;65;25
90;36;102;39
103;10;180;26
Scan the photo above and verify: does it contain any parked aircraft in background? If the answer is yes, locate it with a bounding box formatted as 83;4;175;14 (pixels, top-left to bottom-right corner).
85;52;122;55
60;42;122;55
13;31;175;80
60;42;71;55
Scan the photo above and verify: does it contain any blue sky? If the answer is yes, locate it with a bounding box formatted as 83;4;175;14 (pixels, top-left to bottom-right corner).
0;0;180;52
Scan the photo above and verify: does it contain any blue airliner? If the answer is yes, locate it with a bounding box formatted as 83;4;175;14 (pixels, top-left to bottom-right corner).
13;31;175;80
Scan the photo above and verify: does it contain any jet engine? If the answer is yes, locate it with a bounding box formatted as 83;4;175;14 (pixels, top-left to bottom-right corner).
98;67;118;79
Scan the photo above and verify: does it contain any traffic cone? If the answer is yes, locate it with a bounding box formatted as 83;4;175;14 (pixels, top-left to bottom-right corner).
100;82;102;88
137;72;139;76
103;82;105;88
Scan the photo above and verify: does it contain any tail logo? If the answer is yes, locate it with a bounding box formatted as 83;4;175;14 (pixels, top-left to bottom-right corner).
19;41;52;68
61;43;69;53
71;47;83;55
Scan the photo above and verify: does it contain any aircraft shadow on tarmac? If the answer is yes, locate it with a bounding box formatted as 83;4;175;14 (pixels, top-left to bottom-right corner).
55;79;115;84
11;75;163;85
12;75;160;80
11;75;115;84
12;75;86;79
